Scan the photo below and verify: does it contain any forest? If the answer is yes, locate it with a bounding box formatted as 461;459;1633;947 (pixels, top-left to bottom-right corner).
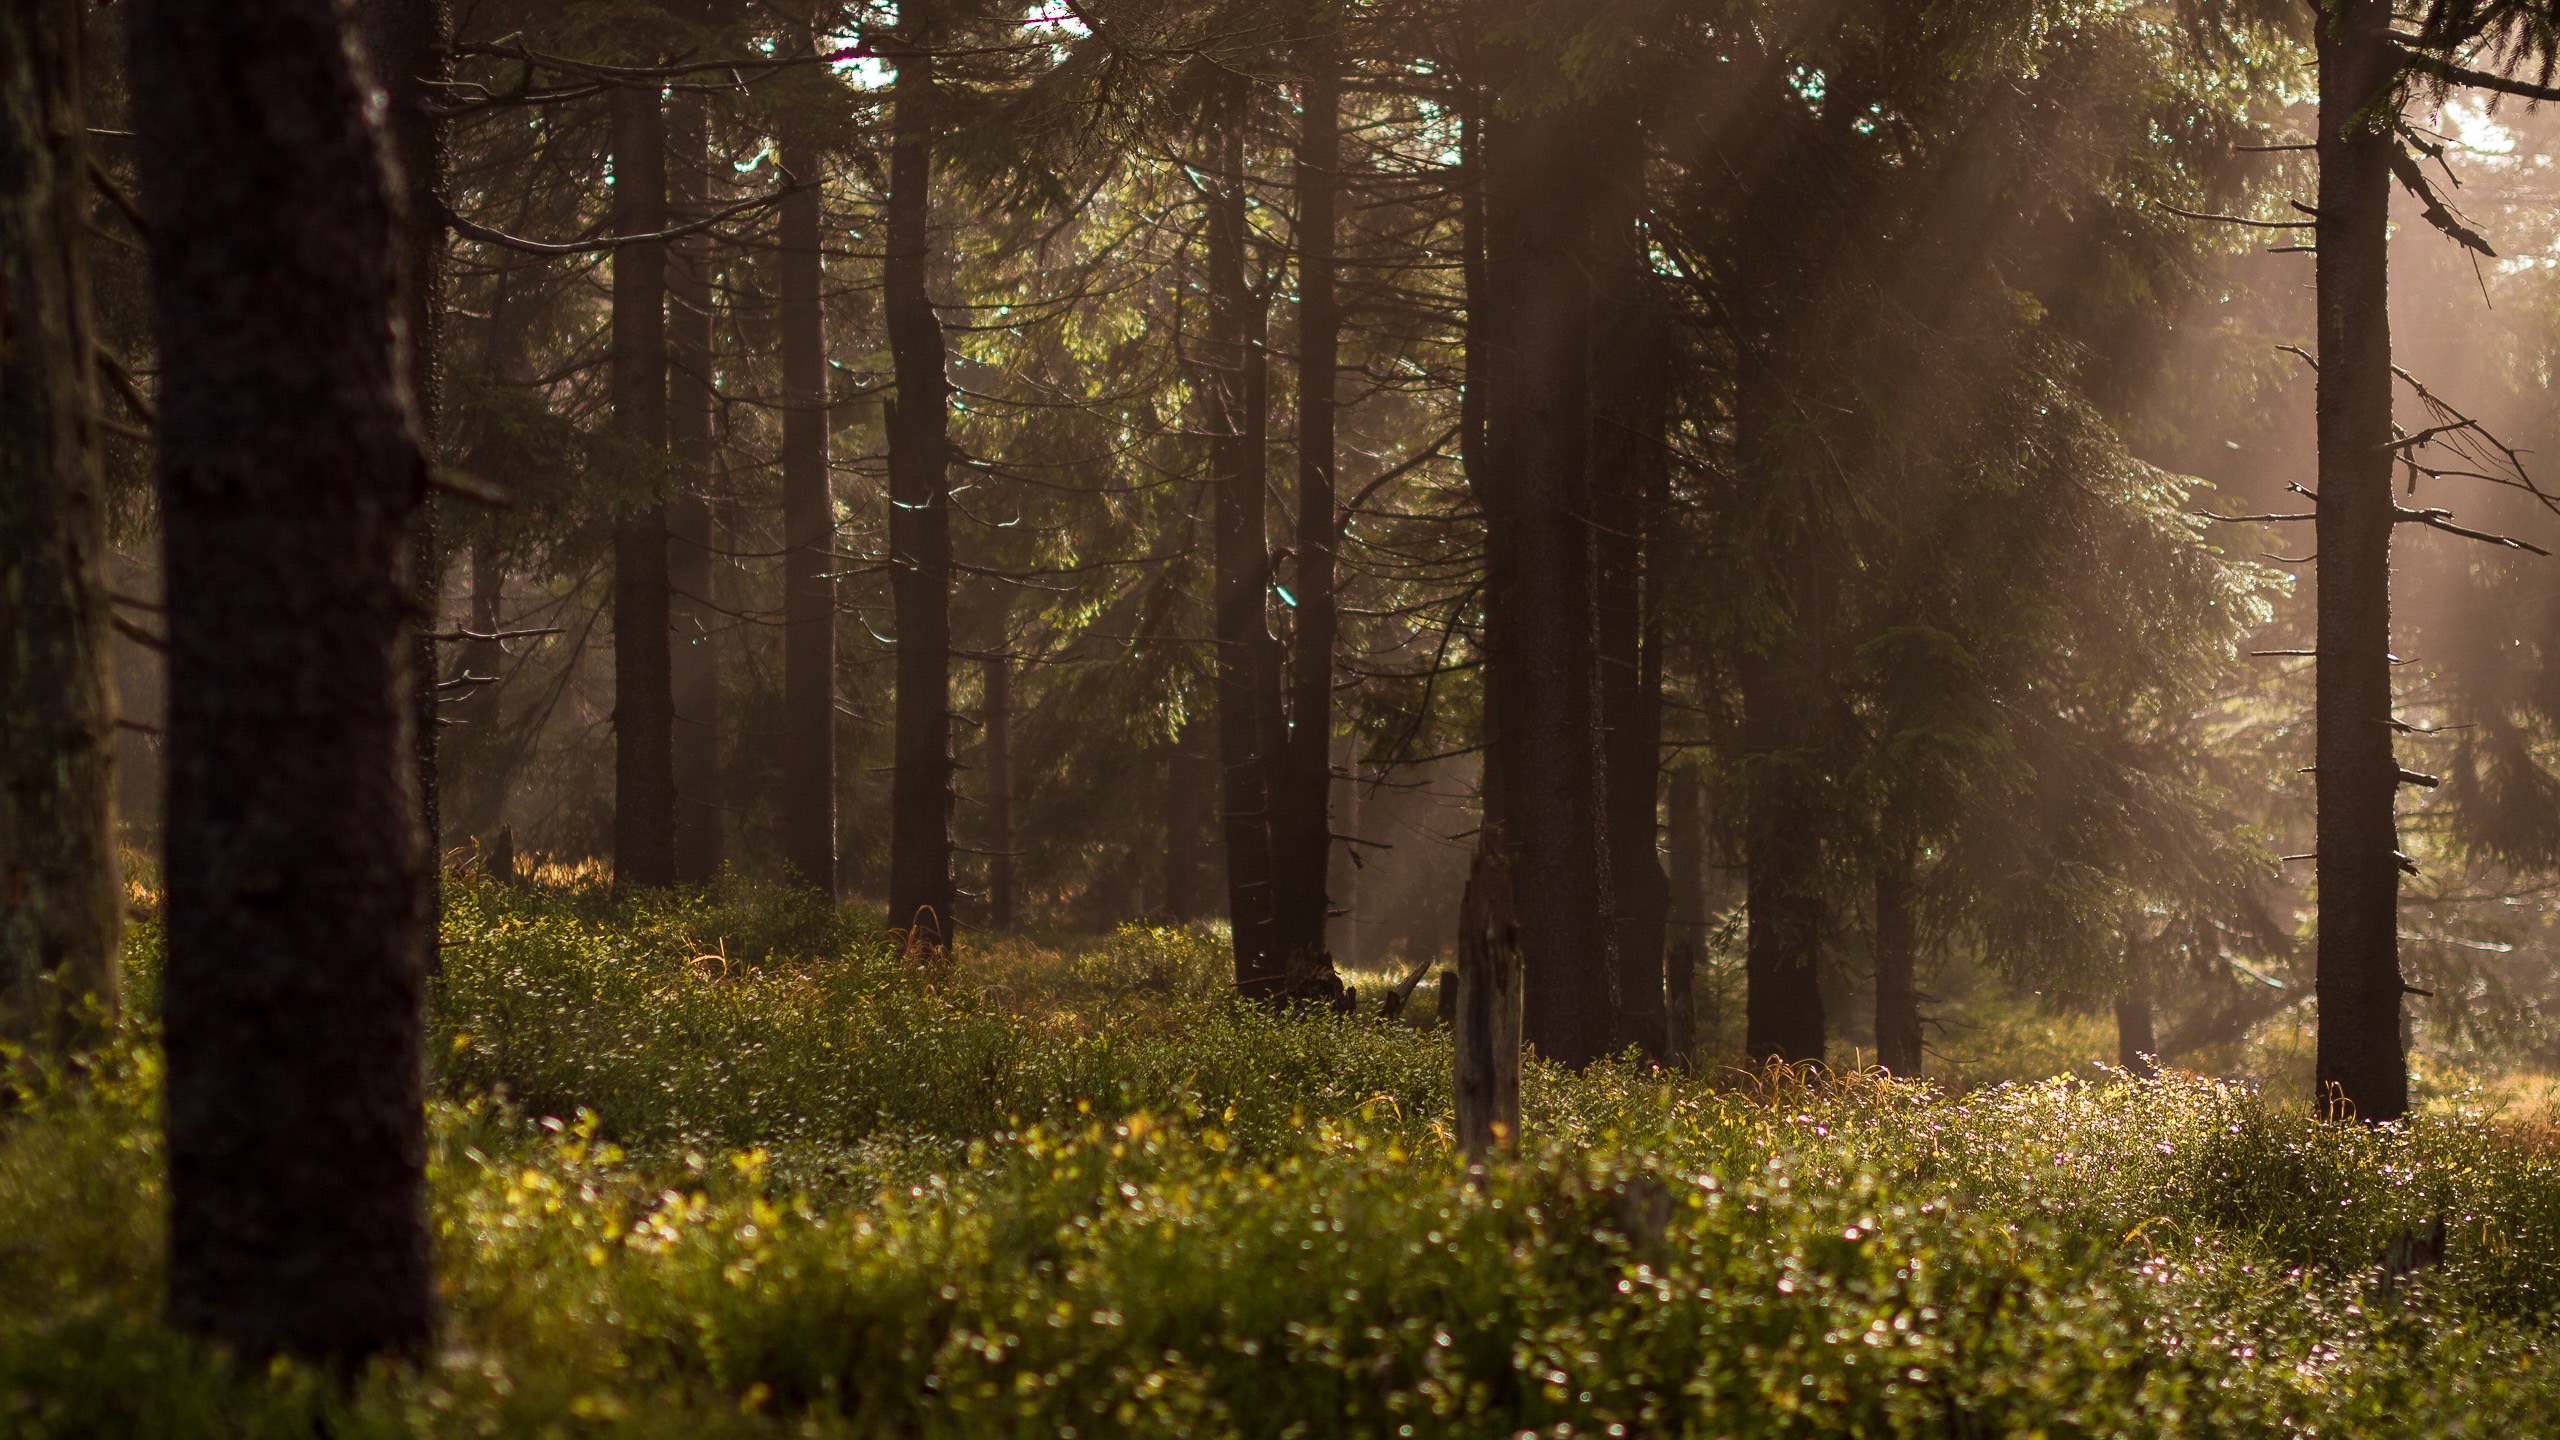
21;0;2560;1433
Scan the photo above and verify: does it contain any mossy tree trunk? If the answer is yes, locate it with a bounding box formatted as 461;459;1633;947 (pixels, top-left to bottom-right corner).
0;0;121;1047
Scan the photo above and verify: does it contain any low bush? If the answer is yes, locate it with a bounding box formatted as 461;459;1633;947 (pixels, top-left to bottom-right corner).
10;880;2560;1437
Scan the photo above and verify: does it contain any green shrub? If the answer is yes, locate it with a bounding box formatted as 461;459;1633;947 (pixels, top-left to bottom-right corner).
13;880;2560;1437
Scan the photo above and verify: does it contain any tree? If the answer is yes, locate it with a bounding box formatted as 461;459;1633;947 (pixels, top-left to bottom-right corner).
134;0;435;1361
778;76;838;896
0;0;121;1046
610;83;677;889
884;2;961;947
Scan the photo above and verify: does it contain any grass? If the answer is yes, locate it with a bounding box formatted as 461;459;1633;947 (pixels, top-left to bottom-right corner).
11;877;2560;1435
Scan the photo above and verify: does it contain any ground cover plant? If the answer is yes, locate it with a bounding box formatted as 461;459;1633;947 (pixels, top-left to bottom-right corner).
10;882;2560;1437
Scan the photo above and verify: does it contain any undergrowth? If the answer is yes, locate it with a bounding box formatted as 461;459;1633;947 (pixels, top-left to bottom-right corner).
10;878;2560;1436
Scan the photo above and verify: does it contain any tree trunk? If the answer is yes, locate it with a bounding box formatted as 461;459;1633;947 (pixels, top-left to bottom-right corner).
1872;827;1922;1076
2312;0;2407;1123
1458;110;1511;842
984;654;1016;930
1272;15;1343;973
447;531;509;841
668;94;723;885
1454;839;1522;1157
884;18;956;949
2117;921;2158;1078
1741;643;1826;1066
1328;735;1362;969
134;0;433;1362
1163;714;1219;921
1207;94;1287;995
778;126;836;896
1666;770;1710;941
0;0;120;1045
1480;99;1614;1066
358;0;449;921
1591;168;1668;1058
609;86;676;890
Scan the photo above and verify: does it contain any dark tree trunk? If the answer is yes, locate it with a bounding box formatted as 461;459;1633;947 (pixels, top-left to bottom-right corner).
0;0;120;1045
1163;715;1219;921
1207;96;1287;994
609;87;675;890
1737;355;1827;1066
1480;100;1614;1067
2313;0;2407;1123
984;654;1016;930
358;0;449;918
1458;110;1513;848
1666;770;1710;941
1872;827;1922;1076
1328;736;1362;969
884;20;956;948
448;531;509;841
1591;172;1668;1058
669;94;723;885
1272;15;1343;973
778;129;836;896
134;0;433;1362
2117;921;2158;1078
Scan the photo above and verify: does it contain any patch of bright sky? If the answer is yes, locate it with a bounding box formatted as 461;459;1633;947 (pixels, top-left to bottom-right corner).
824;5;1085;90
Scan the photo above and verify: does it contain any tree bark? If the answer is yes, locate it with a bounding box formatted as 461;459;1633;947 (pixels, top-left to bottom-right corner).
134;0;433;1362
1666;770;1710;941
1163;714;1219;921
2116;921;2158;1078
1873;827;1922;1076
777;125;836;896
1480;100;1614;1067
357;0;449;923
1591;167;1668;1057
1273;14;1343;973
668;93;723;885
2313;0;2407;1123
1458;110;1511;842
1207;93;1287;995
884;17;956;948
609;86;676;890
0;0;120;1046
984;654;1016;930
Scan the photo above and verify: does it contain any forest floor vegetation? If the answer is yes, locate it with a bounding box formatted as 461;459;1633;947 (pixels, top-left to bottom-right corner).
11;879;2560;1435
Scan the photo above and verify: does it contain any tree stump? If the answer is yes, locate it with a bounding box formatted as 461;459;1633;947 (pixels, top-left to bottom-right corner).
1454;840;1521;1157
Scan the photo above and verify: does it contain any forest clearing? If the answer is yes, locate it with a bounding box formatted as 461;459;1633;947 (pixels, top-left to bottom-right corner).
23;0;2560;1433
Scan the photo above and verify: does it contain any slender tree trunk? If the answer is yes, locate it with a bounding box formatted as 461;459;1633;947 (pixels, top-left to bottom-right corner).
2313;0;2407;1123
359;0;449;919
448;531;508;841
1480;99;1614;1066
1666;770;1709;940
1273;15;1343;972
1164;714;1219;921
1592;172;1667;1057
610;87;675;889
134;0;433;1361
2117;920;2158;1078
1208;97;1287;995
1872;825;1921;1076
1328;735;1362;969
884;19;956;948
983;654;1016;930
778;128;836;896
1736;350;1827;1066
668;94;723;884
0;0;120;1044
1458;110;1513;848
